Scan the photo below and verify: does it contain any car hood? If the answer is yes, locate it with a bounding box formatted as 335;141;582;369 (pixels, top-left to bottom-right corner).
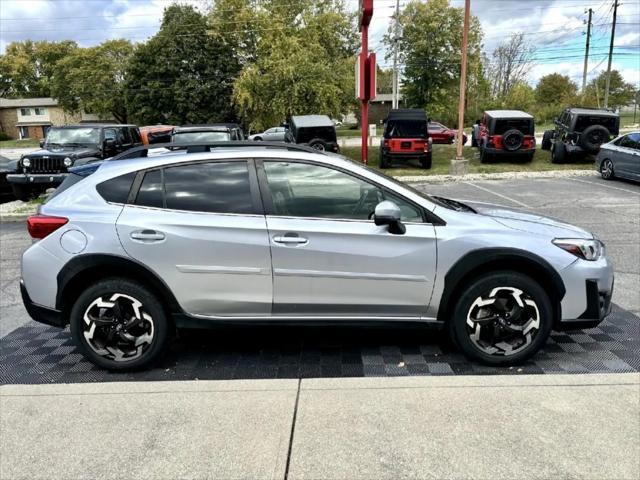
24;146;100;158
462;200;593;239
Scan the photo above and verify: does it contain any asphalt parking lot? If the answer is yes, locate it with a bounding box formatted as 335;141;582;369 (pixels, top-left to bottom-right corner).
1;174;638;384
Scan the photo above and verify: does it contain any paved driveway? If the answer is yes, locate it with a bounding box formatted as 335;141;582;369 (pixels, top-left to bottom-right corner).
1;175;638;384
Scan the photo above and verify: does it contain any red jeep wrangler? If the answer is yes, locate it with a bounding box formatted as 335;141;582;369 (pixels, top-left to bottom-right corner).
380;109;432;169
471;110;535;163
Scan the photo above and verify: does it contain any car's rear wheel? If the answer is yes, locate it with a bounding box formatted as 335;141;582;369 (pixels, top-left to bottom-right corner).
449;271;553;365
480;145;492;163
254;136;263;141
379;150;390;169
600;159;615;180
420;152;432;169
12;184;38;202
308;138;327;151
70;278;170;371
550;141;566;163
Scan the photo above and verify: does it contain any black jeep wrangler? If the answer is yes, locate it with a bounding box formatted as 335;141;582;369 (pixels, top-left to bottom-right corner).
541;108;619;163
284;115;339;152
7;124;142;201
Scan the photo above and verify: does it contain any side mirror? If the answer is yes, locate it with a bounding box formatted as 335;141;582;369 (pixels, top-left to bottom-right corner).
374;201;406;235
39;140;44;148
103;138;115;149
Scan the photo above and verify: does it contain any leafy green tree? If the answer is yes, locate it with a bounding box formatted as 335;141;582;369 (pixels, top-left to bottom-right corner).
376;67;394;95
125;4;240;125
535;73;578;106
582;70;636;110
502;82;535;111
384;0;484;124
51;40;132;123
233;0;358;131
0;40;77;97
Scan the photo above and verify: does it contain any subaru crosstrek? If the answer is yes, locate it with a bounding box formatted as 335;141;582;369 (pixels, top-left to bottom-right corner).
20;142;614;370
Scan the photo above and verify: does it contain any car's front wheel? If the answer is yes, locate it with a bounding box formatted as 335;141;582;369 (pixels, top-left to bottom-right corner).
449;271;553;365
70;278;170;371
600;159;615;180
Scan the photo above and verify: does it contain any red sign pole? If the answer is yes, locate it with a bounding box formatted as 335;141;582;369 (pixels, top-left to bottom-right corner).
361;26;369;165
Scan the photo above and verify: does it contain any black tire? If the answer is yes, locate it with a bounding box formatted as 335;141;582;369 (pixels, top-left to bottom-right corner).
254;136;263;141
541;130;553;151
579;125;609;153
379;150;390;169
420;152;432;169
600;158;615;180
448;271;553;366
70;278;170;371
471;126;479;148
550;141;566;163
502;129;524;151
480;145;492;163
11;184;37;202
308;138;327;151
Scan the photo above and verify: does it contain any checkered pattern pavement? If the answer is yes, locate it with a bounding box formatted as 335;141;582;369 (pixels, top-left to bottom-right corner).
1;305;638;384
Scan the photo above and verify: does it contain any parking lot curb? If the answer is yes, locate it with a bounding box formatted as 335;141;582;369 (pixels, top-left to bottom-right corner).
397;169;599;184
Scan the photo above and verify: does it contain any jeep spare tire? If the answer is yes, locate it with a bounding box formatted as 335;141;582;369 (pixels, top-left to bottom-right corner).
579;125;609;153
541;130;553;150
308;138;327;151
502;129;524;151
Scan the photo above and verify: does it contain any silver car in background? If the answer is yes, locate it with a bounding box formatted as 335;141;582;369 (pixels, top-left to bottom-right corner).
597;131;640;182
20;143;614;370
249;127;287;142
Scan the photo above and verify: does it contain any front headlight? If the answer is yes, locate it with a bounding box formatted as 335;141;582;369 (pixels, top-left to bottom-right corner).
22;157;31;167
63;157;73;167
553;238;604;261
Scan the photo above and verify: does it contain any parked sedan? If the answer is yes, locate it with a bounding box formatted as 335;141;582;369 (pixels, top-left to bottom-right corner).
249;127;287;142
597;131;640;182
428;121;467;145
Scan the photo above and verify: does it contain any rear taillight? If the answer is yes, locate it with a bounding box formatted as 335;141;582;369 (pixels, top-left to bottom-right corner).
27;215;68;239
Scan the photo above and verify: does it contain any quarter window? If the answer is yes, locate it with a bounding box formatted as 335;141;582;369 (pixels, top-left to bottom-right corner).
97;172;136;204
263;161;423;222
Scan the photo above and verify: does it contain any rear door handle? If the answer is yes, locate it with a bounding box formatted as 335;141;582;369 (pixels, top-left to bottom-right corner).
273;234;308;245
130;230;165;242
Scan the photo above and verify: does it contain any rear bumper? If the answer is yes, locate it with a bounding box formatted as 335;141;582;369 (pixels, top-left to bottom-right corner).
20;281;65;328
382;149;429;160
483;147;535;156
7;173;67;186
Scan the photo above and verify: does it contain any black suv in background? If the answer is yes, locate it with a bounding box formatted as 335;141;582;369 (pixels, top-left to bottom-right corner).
285;115;339;152
7;124;142;201
542;108;619;163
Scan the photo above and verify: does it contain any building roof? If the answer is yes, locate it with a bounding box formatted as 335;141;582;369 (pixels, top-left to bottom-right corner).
0;97;59;108
485;110;534;119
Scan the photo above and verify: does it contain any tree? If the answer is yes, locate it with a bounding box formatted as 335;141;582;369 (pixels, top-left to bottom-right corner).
535;73;578;106
503;82;535;111
582;70;636;110
0;40;77;97
376;67;394;95
125;4;240;125
384;0;484;125
488;33;535;98
51;40;133;123
233;0;358;131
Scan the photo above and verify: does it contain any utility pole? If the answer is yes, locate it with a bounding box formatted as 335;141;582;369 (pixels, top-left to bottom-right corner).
451;0;470;175
392;0;400;109
604;0;619;108
582;8;592;92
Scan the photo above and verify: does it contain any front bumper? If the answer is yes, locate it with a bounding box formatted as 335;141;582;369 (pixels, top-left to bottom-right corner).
7;173;67;186
20;281;65;328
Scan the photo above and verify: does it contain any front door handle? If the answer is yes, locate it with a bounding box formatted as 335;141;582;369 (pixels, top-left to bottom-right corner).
130;230;165;242
273;234;308;245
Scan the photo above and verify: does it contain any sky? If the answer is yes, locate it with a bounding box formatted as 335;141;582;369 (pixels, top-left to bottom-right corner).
0;0;638;88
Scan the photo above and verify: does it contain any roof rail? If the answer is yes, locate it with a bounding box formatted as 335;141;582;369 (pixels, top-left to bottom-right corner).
109;141;326;161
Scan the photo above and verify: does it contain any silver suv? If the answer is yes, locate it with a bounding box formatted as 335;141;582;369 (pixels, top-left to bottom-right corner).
20;143;614;370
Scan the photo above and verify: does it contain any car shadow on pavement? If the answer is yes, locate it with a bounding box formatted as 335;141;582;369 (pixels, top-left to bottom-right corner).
1;305;638;385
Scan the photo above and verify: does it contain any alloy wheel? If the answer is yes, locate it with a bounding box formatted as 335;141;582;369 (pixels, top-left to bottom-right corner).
465;287;541;356
601;159;614;179
82;293;155;362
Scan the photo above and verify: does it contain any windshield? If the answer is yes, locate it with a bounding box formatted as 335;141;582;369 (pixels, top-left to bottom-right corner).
385;120;427;138
172;131;231;143
45;127;101;146
493;119;533;135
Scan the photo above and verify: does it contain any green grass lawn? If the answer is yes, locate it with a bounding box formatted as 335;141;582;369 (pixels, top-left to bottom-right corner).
336;125;362;137
340;144;595;176
0;138;40;148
